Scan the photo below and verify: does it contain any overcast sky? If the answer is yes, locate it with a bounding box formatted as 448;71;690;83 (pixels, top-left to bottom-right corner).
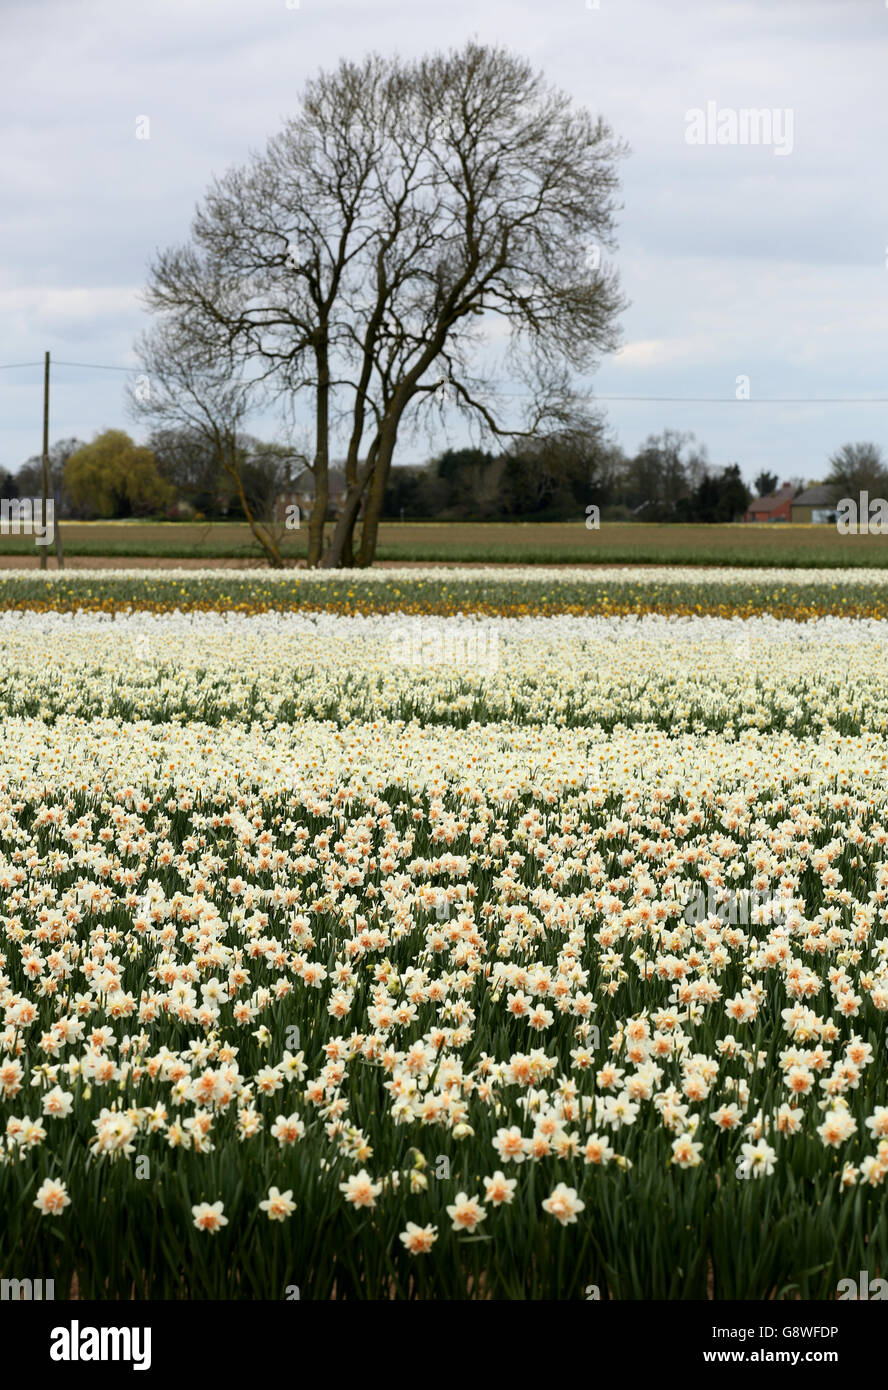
2;0;886;484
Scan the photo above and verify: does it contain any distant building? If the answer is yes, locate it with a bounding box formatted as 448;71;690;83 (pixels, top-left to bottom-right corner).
744;482;795;523
275;467;348;522
790;484;840;525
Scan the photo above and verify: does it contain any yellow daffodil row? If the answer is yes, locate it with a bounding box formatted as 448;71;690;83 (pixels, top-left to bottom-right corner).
1;564;888;618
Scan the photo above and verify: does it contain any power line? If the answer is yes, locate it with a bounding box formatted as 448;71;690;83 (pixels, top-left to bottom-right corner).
591;395;888;405
1;359;887;404
0;359;139;374
460;390;888;404
54;360;138;373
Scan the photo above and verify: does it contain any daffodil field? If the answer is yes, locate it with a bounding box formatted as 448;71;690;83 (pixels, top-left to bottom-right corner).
3;566;888;1300
2;564;888;621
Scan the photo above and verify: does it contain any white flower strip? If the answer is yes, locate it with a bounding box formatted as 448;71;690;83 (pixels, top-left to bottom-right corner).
2;563;888;586
1;609;888;732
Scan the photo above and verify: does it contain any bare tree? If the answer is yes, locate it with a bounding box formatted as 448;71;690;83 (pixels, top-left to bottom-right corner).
140;55;402;565
323;42;627;566
136;42;627;568
128;322;305;567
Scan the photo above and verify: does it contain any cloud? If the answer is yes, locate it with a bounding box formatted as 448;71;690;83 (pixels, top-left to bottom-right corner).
1;0;885;476
614;339;710;370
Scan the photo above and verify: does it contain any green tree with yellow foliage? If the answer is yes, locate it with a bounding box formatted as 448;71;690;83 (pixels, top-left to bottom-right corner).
65;430;174;518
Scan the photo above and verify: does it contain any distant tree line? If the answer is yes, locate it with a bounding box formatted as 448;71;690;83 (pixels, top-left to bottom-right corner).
383;427;751;523
2;429;884;528
0;428;303;522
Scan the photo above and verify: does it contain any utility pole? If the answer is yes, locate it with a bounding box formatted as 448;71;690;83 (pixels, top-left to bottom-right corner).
40;351;64;570
40;352;49;571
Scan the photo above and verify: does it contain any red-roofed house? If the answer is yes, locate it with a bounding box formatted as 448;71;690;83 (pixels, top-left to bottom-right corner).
744;483;795;523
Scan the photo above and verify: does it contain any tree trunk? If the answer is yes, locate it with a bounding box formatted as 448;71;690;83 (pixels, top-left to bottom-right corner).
339;497;359;568
339;415;356;567
356;439;392;566
306;342;330;567
221;433;283;568
321;439;381;568
326;390;410;568
340;521;355;567
340;363;373;570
